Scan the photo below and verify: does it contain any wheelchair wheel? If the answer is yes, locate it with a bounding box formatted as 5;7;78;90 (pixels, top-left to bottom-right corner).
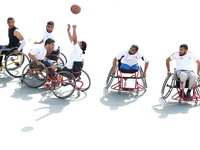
105;67;115;89
47;54;64;66
5;52;30;78
161;74;175;100
139;66;147;88
52;71;76;99
60;52;67;64
22;62;49;88
79;70;91;92
195;78;200;95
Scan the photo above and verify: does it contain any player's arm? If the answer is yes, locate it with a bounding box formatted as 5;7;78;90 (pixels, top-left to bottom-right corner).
72;25;77;45
166;57;172;76
143;61;149;78
34;39;44;44
14;30;26;54
28;52;42;66
196;59;200;76
111;57;118;76
67;24;73;43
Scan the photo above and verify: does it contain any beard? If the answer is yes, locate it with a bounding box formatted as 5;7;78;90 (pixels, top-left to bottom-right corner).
129;51;136;55
179;52;186;56
46;29;53;33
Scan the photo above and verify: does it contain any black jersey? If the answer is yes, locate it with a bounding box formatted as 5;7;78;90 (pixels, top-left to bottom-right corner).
8;26;20;48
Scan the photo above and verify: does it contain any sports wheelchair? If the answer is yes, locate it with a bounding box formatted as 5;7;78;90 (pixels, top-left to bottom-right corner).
105;58;147;95
47;47;67;65
21;61;91;99
161;71;200;104
0;46;30;78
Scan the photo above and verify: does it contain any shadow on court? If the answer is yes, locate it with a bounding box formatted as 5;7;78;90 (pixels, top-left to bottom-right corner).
152;98;200;118
100;88;146;110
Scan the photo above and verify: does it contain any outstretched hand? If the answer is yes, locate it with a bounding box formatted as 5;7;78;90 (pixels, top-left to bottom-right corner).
72;25;77;29
67;24;70;32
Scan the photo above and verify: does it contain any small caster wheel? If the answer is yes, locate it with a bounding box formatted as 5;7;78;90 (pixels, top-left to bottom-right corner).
136;91;139;95
77;91;81;97
124;82;126;87
179;100;181;104
195;101;198;105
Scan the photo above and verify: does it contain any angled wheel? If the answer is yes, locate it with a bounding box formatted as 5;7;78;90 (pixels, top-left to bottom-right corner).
22;62;48;88
139;66;147;88
79;70;91;92
161;74;175;100
195;78;200;95
52;71;76;99
5;52;30;78
47;54;64;66
60;52;67;64
105;67;116;89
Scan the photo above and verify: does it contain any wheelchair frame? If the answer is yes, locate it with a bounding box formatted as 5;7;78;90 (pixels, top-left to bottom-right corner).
0;48;30;78
161;73;200;104
106;61;147;94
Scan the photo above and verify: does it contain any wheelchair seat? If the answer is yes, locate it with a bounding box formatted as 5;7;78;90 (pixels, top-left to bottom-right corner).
72;61;84;78
119;68;138;73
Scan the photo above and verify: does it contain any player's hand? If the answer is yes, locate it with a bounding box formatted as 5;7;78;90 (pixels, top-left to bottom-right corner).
36;61;42;66
52;64;56;70
111;69;115;76
72;25;77;29
167;71;172;77
14;50;20;55
143;71;147;78
67;24;70;31
34;42;39;44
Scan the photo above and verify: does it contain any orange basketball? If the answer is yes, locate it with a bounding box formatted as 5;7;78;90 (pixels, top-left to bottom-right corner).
71;4;81;14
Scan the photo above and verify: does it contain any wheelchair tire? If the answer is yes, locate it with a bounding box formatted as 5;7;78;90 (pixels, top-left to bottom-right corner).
195;78;200;95
161;74;175;100
5;52;30;78
52;71;76;99
60;52;67;64
105;67;115;89
80;70;91;92
47;54;65;66
22;62;49;88
139;66;147;88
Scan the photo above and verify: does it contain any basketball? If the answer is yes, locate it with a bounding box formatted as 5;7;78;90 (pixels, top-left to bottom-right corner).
71;4;81;14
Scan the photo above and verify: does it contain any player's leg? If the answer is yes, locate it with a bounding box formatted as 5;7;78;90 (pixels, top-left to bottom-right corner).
187;71;198;97
177;71;187;96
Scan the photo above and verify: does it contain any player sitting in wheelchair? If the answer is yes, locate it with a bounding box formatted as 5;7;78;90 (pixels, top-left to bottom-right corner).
165;44;200;100
106;44;149;93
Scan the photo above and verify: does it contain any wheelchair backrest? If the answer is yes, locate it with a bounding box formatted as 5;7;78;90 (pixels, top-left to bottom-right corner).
72;61;84;78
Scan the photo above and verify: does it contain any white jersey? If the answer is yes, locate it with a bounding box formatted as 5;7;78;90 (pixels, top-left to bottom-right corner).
116;50;148;66
66;42;83;69
30;47;47;60
170;52;198;71
43;30;58;51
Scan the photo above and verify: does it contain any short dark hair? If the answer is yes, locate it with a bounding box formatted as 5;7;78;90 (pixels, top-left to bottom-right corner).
81;41;87;54
45;38;55;46
180;44;188;50
7;17;15;22
132;44;139;51
47;21;54;26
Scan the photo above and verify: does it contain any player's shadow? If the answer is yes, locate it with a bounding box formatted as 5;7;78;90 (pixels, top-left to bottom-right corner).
33;90;87;121
10;83;46;101
0;74;14;88
100;88;146;110
152;97;200;118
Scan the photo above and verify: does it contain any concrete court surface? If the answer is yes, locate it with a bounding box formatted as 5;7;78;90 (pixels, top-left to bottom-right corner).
1;0;200;150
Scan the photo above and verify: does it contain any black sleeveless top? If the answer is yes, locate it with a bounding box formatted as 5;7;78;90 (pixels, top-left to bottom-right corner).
8;26;20;48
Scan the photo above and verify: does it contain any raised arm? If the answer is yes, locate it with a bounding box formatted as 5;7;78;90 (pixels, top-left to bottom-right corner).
67;24;73;43
34;39;44;44
166;57;172;76
143;61;149;78
72;25;77;45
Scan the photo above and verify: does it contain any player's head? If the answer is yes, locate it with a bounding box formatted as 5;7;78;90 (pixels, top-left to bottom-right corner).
46;21;54;33
45;38;55;51
78;41;87;54
179;44;188;56
7;17;15;29
129;44;139;55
